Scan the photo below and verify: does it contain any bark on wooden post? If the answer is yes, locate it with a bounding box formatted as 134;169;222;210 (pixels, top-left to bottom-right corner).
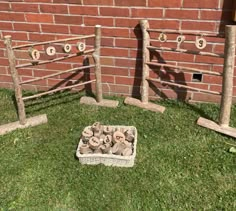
140;20;150;103
4;35;26;125
219;26;236;127
93;25;103;103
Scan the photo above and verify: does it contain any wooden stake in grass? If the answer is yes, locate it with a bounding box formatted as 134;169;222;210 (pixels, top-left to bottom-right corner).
197;25;236;138
219;25;236;127
140;19;150;104
4;35;26;125
94;25;103;103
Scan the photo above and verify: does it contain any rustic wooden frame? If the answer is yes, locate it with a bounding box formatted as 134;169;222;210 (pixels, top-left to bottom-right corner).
125;19;236;138
1;25;118;135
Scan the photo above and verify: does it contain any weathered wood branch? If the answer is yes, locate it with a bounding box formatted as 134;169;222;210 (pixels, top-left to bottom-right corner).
219;26;236;127
12;35;95;50
16;49;95;69
4;35;26;125
146;62;222;76
20;65;95;85
22;79;96;101
93;25;103;103
147;77;221;95
147;46;224;58
140;19;150;103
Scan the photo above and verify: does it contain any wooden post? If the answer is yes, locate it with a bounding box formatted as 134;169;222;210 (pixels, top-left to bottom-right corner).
233;1;236;22
4;35;26;125
219;26;236;127
140;20;150;103
93;25;103;103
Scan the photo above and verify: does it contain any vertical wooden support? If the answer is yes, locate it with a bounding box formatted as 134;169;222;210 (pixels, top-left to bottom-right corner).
93;25;103;103
80;25;119;108
4;35;26;125
140;20;150;104
219;26;236;127
233;1;236;22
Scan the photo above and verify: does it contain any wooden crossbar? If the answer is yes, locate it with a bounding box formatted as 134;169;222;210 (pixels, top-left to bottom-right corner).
15;49;95;69
22;79;96;101
147;77;221;95
147;46;224;58
146;62;222;76
12;34;96;50
20;65;95;85
147;28;224;37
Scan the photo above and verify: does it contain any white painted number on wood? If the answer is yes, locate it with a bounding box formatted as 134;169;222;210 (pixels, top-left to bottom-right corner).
63;44;72;53
158;33;167;42
46;46;56;56
77;42;86;52
30;49;40;60
176;35;185;43
195;38;207;49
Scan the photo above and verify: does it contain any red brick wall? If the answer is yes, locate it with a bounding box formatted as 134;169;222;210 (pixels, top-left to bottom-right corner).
0;0;234;102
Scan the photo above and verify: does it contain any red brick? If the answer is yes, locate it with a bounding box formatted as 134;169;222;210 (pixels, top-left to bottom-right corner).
29;33;56;42
18;69;33;77
2;32;28;41
102;27;129;38
165;9;199;19
192;92;221;103
40;4;68;14
203;75;222;84
115;18;139;28
102;66;129;76
131;8;163;18
69;5;98;15
101;75;114;83
12;3;39;12
195;55;224;65
41;24;69;34
102;84;130;95
0;58;9;66
149;19;180;30
84;17;113;27
101;37;114;47
100;7;130;17
0;12;25;21
160;51;195;63
101;57;114;66
0;22;13;30
115;0;146;7
70;25;94;35
200;10;224;20
149;0;182;7
83;0;113;5
55;15;83;25
101;47;129;57
115;38;138;48
181;21;216;32
183;0;219;9
0;75;12;83
0;2;10;11
26;14;53;23
25;0;52;2
115;58;138;68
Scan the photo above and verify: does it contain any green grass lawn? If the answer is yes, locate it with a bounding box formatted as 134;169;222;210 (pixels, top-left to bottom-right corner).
0;88;235;210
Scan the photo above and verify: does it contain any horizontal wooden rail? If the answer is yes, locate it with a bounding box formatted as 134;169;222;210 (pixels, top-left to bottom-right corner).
147;46;224;58
16;49;95;69
12;34;96;50
22;79;96;101
20;65;95;85
146;62;222;76
147;29;224;38
147;77;221;95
